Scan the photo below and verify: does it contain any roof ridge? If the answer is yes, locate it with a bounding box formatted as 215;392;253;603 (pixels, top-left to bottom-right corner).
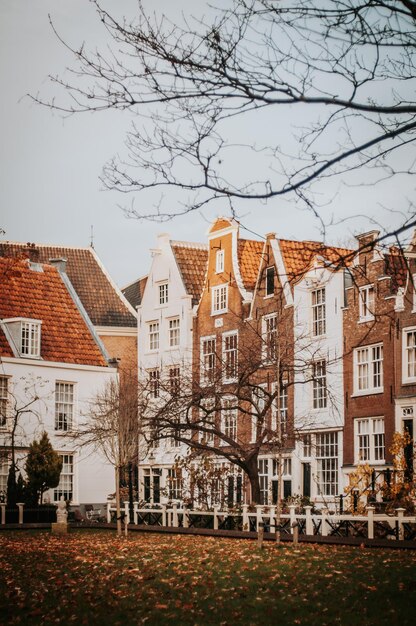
171;240;208;249
1;240;92;252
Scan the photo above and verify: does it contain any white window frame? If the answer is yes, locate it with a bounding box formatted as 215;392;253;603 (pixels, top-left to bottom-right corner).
316;431;338;497
201;336;216;384
55;382;75;432
355;417;385;464
168;468;182;501
168;366;180;396
222;330;238;382
359;285;375;322
252;384;267;442
148;368;160;398
148;321;159;351
54;454;74;502
312;360;327;409
21;320;41;358
262;313;277;363
311;287;326;337
403;327;416;383
168;318;180;348
0;377;9;428
158;282;168;305
353;343;383;395
221;397;237;444
216;250;225;274
211;284;228;315
258;458;269;504
271;381;288;435
199;399;215;446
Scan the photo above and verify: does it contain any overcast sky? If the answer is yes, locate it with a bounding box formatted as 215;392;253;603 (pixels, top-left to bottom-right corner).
0;0;411;287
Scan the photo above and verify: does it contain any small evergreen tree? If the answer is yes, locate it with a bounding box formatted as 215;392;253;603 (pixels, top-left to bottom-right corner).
6;463;18;507
25;433;62;505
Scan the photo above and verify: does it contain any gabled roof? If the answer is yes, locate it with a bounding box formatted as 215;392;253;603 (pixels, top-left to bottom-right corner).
0;242;137;328
0;257;108;366
279;239;353;282
237;239;264;291
122;275;148;310
171;241;208;305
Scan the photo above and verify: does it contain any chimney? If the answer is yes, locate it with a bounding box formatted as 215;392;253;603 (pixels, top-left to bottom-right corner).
49;258;68;273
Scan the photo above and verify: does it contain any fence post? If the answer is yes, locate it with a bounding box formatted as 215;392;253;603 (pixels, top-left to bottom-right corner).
124;501;130;524
304;505;313;535
213;505;219;530
288;505;297;535
172;502;179;527
396;508;406;541
133;502;138;525
321;510;328;537
292;522;299;545
257;521;264;549
242;504;249;531
162;504;167;527
0;504;6;525
367;506;375;540
106;497;113;523
17;503;24;525
269;505;277;534
183;504;189;528
256;505;262;532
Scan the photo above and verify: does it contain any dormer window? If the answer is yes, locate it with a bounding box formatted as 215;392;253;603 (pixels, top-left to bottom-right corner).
216;250;224;273
1;318;41;359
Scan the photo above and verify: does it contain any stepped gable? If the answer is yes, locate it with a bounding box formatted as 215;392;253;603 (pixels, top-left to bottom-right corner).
384;246;408;294
122;275;148;310
171;241;208;305
0;257;107;366
279;239;353;283
0;242;136;328
237;238;264;291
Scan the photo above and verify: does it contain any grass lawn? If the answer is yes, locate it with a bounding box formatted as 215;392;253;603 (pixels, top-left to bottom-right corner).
1;530;416;625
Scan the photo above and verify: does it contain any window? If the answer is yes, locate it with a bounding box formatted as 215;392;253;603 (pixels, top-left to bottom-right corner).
316;432;338;496
0;456;9;499
354;344;383;394
158;282;168;305
55;382;74;431
266;266;275;296
211;284;228;315
252;385;267;441
258;459;269;504
404;329;416;382
312;360;327;409
54;454;74;502
168;468;182;500
149;369;160;398
356;417;385;463
201;337;216;384
271;383;287;434
312;288;326;336
148;322;159;351
168;318;180;347
302;434;312;458
359;285;374;321
216;250;224;273
170;410;182;448
199;400;215;445
222;398;237;442
223;331;238;381
0;377;8;427
413;274;416;311
21;321;41;358
169;366;180;396
262;314;277;362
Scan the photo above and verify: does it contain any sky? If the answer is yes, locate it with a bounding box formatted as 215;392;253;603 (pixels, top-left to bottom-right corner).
0;0;413;287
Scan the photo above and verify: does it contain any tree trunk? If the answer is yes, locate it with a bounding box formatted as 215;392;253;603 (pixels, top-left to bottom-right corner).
115;465;122;537
245;458;261;504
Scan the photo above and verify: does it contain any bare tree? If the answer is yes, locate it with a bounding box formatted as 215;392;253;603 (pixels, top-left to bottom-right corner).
33;0;416;227
73;377;139;535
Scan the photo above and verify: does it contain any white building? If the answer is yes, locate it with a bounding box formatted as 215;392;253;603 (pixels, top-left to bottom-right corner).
0;256;118;507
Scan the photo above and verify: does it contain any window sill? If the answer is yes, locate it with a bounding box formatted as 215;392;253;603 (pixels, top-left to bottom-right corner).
358;317;375;324
211;310;228;317
263;294;274;300
401;379;416;386
351;389;383;398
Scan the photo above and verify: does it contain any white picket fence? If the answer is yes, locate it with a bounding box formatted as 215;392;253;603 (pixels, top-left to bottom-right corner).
107;501;416;541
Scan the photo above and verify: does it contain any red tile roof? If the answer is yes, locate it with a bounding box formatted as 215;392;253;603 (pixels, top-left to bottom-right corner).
279;239;353;282
0;242;136;328
0;257;108;366
171;242;208;304
237;239;264;291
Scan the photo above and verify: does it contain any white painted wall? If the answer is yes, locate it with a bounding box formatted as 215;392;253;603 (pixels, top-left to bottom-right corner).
0;357;117;505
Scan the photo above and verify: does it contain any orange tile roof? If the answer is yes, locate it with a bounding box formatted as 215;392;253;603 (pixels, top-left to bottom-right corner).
122;275;148;310
171;242;208;304
237;239;264;291
278;239;353;282
0;242;136;328
0;257;108;366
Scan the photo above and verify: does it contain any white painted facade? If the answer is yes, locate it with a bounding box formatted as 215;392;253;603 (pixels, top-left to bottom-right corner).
137;233;205;503
0;357;117;505
291;261;346;505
